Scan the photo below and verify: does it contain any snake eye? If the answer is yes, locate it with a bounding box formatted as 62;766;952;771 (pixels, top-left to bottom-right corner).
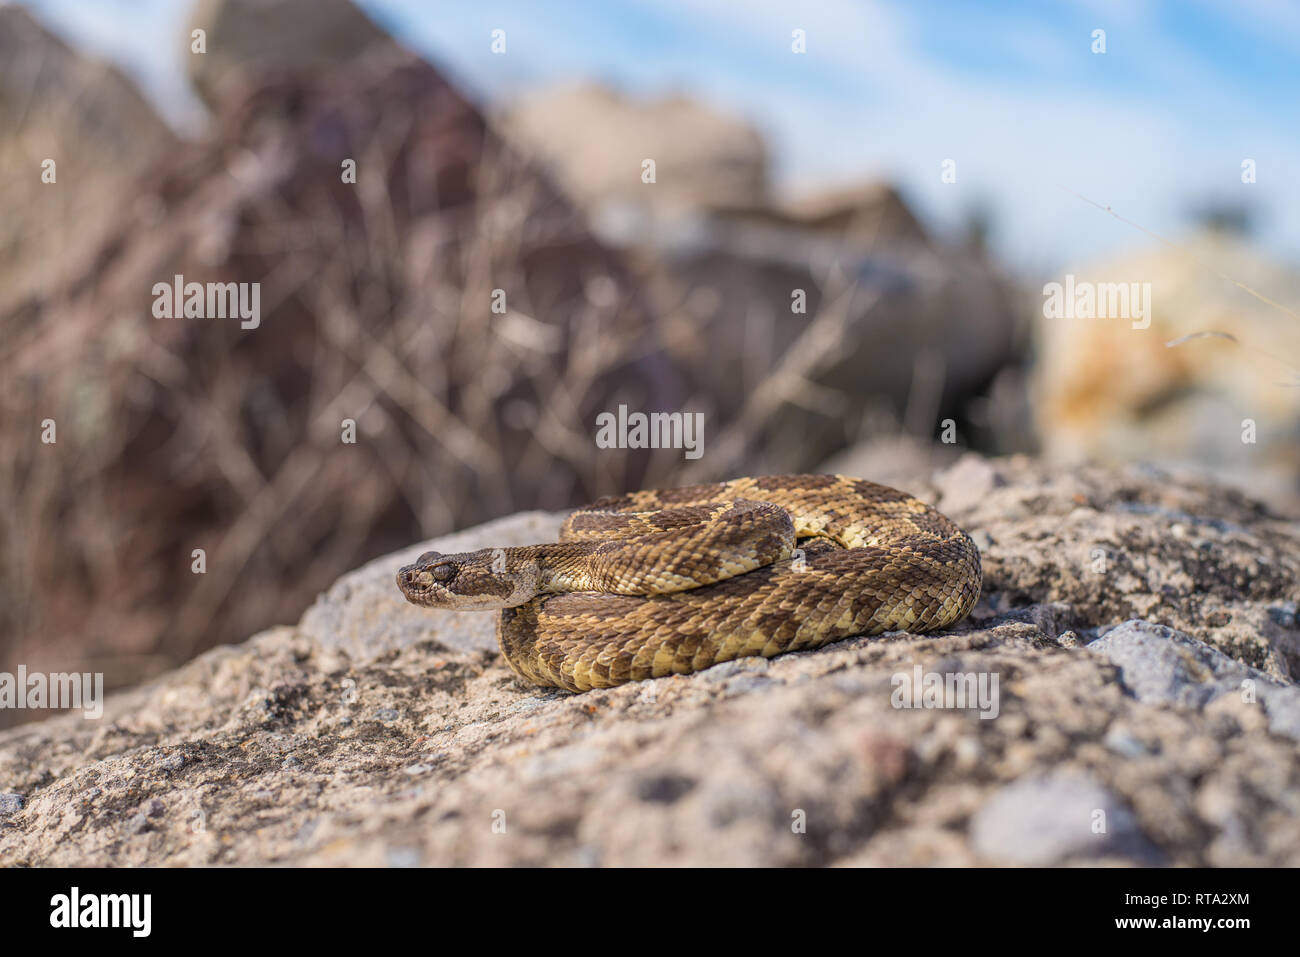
430;563;455;583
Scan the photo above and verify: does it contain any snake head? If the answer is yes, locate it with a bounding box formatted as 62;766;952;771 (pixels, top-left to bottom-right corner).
396;548;540;609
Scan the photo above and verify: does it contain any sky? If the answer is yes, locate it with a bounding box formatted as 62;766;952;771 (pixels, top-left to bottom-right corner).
20;0;1300;276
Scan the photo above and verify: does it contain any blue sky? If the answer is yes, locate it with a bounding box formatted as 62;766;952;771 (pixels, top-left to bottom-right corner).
22;0;1300;275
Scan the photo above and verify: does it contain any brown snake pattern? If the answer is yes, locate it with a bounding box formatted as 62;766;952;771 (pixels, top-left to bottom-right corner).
397;475;982;692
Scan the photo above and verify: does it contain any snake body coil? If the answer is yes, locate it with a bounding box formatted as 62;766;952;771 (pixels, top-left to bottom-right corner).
398;474;982;692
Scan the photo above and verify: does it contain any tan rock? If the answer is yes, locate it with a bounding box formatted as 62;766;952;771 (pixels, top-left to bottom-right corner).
501;81;768;214
1033;231;1300;513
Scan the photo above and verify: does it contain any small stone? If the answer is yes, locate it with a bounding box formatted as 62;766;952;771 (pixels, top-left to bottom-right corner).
0;793;24;816
636;774;696;804
385;846;421;868
1103;729;1149;758
374;708;400;722
1266;602;1297;629
158;753;186;772
969;770;1161;865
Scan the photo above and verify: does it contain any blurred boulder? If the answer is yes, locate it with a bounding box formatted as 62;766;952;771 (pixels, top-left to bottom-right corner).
0;5;177;312
1033;232;1300;514
818;435;961;491
502;81;768;216
185;0;399;110
504;84;1022;477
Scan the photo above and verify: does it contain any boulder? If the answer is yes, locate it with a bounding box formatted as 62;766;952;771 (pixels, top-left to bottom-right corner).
1033;231;1300;514
2;455;1297;866
501;82;769;215
0;5;177;312
185;0;399;109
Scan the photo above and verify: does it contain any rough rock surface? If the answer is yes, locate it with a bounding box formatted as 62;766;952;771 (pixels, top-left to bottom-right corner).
1;456;1297;866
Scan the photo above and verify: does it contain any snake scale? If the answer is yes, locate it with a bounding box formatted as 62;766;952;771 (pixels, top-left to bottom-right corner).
397;474;982;692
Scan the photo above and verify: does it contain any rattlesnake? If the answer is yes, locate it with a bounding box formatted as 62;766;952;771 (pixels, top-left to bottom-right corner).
397;474;982;692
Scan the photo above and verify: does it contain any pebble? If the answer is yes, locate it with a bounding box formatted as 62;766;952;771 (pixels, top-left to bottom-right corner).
969;770;1161;865
158;752;186;772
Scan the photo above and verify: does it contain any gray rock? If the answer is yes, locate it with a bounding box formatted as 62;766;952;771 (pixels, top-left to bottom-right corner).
1089;620;1300;741
969;771;1162;865
158;753;186;772
1089;621;1249;709
0;793;23;817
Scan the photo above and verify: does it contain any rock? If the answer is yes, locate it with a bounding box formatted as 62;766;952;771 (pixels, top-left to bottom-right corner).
1032;231;1300;516
502;84;1019;483
933;452;1007;516
0;793;23;817
0;6;177;312
1;456;1298;866
960;457;1299;680
969;770;1162;865
819;435;961;493
1090;620;1300;741
185;0;399;110
501;82;769;215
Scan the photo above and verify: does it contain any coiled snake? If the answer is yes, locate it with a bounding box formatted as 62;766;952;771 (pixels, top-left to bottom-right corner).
397;474;982;692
